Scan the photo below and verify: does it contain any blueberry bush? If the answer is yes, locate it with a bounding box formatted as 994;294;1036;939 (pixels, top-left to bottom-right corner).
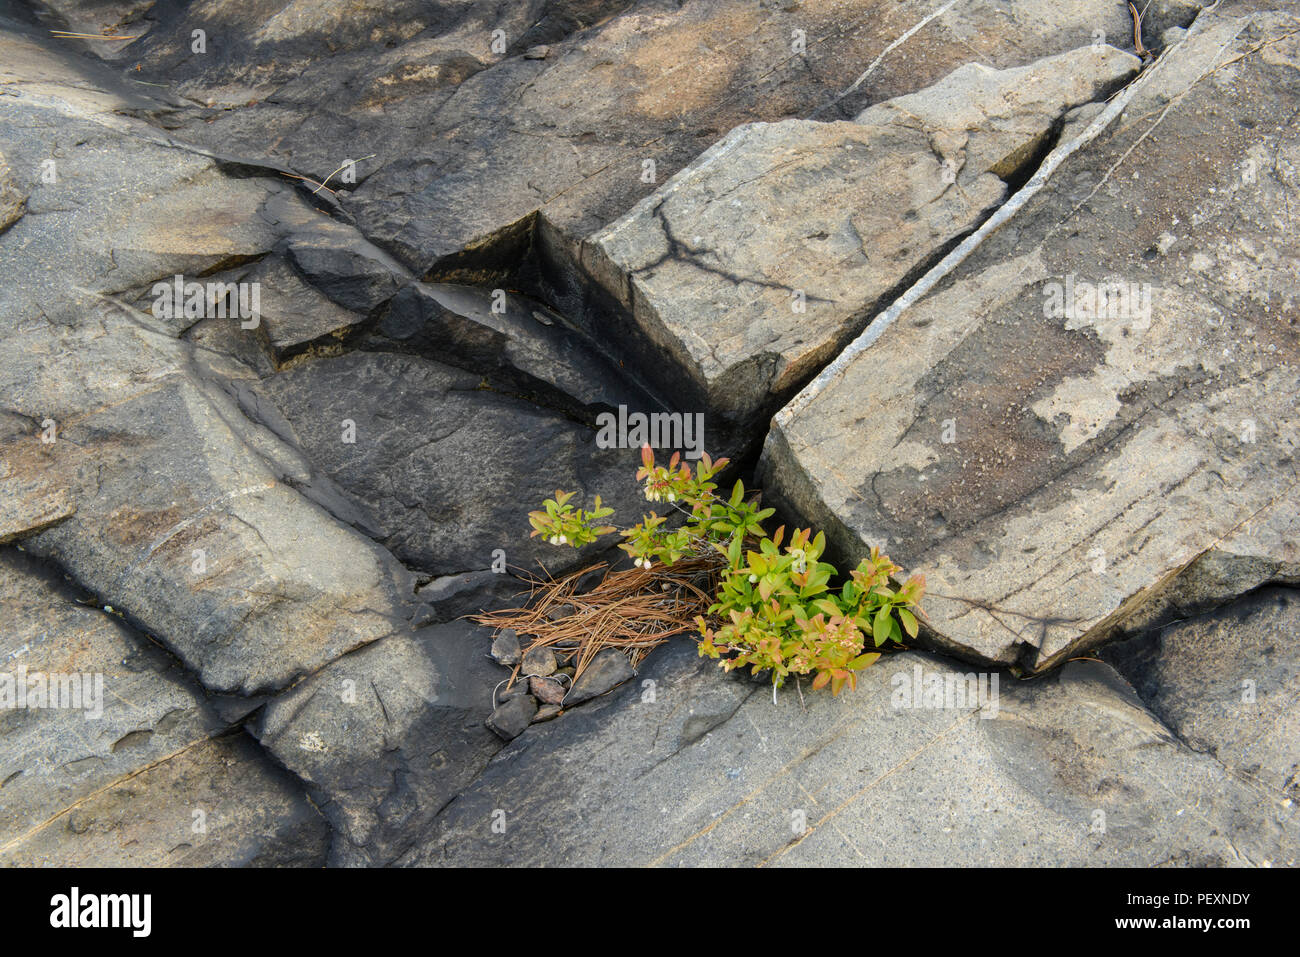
528;446;924;695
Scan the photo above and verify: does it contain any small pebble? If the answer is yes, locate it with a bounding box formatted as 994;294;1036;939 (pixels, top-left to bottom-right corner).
490;628;522;667
532;704;562;723
530;675;566;705
521;645;557;677
485;695;537;740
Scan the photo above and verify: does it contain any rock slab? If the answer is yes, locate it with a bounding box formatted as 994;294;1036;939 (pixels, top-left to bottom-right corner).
582;45;1139;436
762;8;1300;671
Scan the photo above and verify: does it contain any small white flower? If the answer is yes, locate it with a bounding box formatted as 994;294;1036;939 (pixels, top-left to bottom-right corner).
667;492;676;502
748;574;757;583
549;535;559;545
558;534;567;545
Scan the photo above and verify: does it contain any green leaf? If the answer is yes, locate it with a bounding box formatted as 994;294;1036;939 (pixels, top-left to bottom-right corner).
899;607;919;639
872;606;891;647
729;480;745;507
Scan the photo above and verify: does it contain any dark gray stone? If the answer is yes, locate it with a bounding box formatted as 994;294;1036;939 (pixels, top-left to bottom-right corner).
487;695;539;741
20;372;422;695
183;314;277;378
257;350;647;579
545;603;576;621
256;620;505;866
565;648;634;705
1105;586;1300;798
245;254;367;357
370;282;660;418
0;31;426;695
491;628;523;668
17;0;1300;874
284;217;412;314
417;569;529;624
498;680;533;703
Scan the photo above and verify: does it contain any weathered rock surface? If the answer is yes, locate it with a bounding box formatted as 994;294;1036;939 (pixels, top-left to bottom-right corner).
256;350;647;579
0;148;26;234
370;282;659;419
283;214;413;315
533;703;562;723
580;45;1139;436
255;621;505;866
0;30;426;694
13;364;424;694
2;20;702;865
0;93;277;332
119;0;1196;279
1105;586;1300;799
4;731;329;867
10;0;1300;871
1124;497;1300;633
31;0;157;56
417;569;530;624
762;6;1300;672
0;549;327;866
0;418;76;543
405;640;1296;866
244;254;368;359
